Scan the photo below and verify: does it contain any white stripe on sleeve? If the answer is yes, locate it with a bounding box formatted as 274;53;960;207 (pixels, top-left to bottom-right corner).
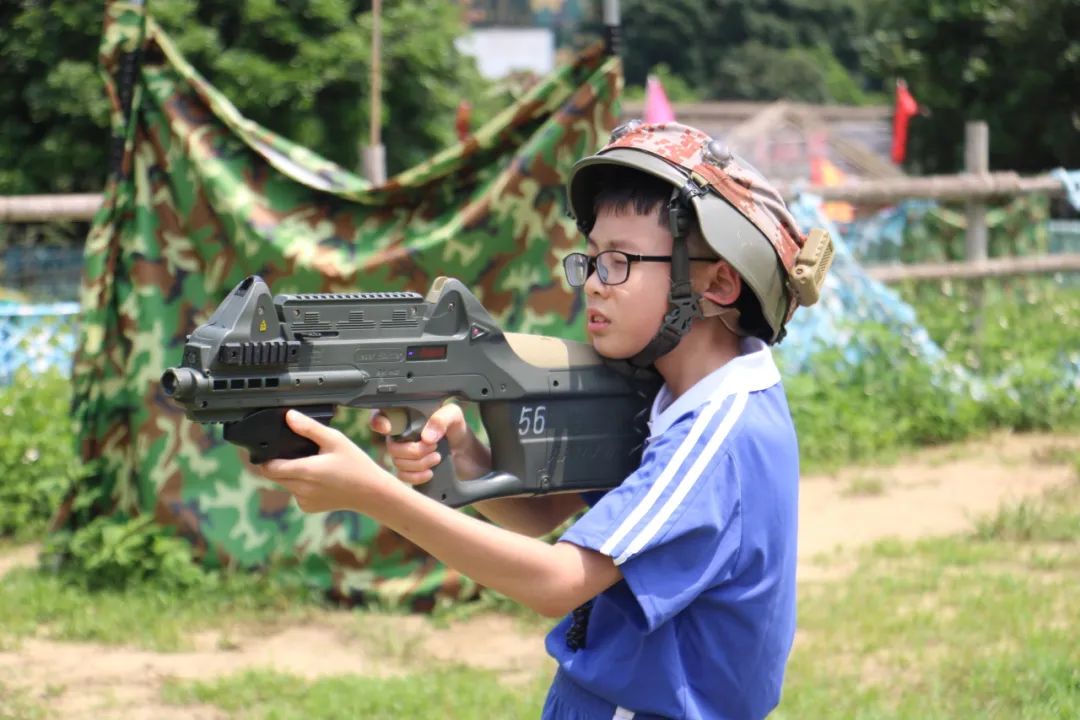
598;390;734;558
615;391;749;565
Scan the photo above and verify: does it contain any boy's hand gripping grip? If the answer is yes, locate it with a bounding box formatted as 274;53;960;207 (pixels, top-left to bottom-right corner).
381;405;526;508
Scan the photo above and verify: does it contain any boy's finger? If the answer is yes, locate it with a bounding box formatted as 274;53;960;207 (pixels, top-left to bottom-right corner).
432;404;469;445
369;411;391;435
396;469;434;486
391;453;441;473
387;439;437;458
286;409;343;450
260;456;319;482
420;417;446;444
421;404;465;444
259;458;289;477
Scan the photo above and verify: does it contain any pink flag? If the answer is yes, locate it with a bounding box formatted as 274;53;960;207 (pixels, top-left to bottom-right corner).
644;74;676;123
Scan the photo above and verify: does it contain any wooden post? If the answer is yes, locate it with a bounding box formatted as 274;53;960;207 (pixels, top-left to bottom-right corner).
964;120;990;342
964;121;989;261
360;0;386;185
602;0;621;54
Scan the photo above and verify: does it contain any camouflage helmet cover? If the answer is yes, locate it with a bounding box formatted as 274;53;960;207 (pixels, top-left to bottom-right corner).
567;121;812;342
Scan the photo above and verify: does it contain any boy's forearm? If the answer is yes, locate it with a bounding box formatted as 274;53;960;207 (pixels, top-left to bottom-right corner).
358;479;616;618
473;493;585;537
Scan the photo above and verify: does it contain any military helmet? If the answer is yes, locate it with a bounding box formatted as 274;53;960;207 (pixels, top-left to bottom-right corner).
567;121;832;344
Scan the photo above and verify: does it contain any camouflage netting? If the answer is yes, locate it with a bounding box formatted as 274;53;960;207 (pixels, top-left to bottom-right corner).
59;2;620;607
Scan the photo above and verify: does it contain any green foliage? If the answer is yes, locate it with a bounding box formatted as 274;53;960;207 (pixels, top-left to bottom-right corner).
615;0;1076;171
619;0;876;104
974;483;1080;542
155;485;1080;718
152;0;497;175
901;279;1080;432
788;280;1080;472
785;324;985;470
0;556;315;650
0;3;112;193
162;666;550;719
859;0;1080;173
1;1;495;193
901;279;1080;378
778;486;1080;718
430;586;551;629
0;370;81;540
0;679;46;720
622;63;704;104
716;42;881;104
43;515;211;592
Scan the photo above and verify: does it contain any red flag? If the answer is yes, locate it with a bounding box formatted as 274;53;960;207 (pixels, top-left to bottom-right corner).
891;79;919;164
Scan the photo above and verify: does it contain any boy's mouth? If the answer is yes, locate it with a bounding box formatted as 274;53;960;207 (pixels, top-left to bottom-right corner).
587;309;611;332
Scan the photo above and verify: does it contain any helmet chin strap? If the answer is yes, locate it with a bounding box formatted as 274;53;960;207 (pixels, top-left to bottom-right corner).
624;182;705;370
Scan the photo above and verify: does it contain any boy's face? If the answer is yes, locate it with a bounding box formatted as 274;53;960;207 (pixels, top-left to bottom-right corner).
583;206;673;359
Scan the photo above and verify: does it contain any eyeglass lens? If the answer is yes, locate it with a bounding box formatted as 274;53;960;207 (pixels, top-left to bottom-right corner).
563;252;631;287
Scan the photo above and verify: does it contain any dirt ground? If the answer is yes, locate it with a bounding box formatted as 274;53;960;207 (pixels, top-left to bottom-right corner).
2;431;1078;719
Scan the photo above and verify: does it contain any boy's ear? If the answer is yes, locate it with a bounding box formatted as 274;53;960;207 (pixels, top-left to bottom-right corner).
699;260;742;307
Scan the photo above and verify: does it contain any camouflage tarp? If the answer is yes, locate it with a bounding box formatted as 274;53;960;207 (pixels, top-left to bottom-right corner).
60;1;620;607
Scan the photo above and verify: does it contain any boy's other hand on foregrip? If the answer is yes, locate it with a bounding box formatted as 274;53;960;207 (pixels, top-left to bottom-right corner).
370;404;488;484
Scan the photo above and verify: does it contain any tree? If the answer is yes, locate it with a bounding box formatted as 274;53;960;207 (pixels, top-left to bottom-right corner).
0;3;113;194
617;0;878;104
152;0;496;175
860;0;1080;173
0;1;494;194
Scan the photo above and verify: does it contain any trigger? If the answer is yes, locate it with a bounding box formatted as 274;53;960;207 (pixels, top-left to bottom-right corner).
383;408;409;435
400;410;427;440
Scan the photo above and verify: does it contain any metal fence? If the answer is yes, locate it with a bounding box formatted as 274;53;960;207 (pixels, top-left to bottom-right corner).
0;301;80;384
0;243;84;303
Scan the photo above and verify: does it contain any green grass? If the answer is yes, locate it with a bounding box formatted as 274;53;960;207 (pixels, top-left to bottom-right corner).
0;567;318;651
776;481;1080;719
0;679;46;720
429;587;553;630
154;480;1080;719
841;474;888;497
3;456;1078;718
161;667;550;719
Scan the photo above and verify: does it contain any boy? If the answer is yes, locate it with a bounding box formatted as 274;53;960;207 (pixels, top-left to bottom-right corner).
258;122;830;719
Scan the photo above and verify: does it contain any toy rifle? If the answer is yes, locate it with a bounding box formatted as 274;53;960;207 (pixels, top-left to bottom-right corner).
161;276;656;508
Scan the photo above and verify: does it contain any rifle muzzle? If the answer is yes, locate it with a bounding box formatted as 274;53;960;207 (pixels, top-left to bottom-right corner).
161;368;198;401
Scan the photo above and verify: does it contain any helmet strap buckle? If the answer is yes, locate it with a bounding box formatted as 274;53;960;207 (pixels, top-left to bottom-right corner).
626;186;704;369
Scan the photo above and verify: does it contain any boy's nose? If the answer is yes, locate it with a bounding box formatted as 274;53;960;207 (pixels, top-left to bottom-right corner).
584;267;607;296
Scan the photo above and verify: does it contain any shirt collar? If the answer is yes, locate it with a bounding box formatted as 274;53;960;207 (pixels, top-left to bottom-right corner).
648;337;781;439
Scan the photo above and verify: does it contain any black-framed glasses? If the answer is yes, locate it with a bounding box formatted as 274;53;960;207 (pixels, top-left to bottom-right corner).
562;250;716;287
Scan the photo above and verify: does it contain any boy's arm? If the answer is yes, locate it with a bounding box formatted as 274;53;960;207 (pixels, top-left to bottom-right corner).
473;493;586;538
261;410;620;618
367;479;616;617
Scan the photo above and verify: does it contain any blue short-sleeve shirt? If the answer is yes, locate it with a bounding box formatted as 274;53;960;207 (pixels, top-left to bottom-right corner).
545;338;800;720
